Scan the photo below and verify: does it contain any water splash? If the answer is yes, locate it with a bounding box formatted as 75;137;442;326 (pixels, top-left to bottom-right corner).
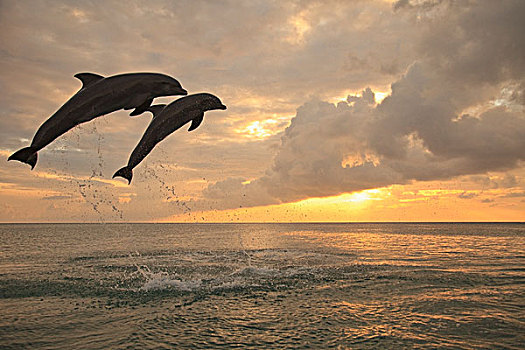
43;119;124;222
237;230;253;267
140;160;193;215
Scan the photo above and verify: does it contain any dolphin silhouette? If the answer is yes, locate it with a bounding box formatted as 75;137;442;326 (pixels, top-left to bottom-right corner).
113;93;226;184
8;72;187;169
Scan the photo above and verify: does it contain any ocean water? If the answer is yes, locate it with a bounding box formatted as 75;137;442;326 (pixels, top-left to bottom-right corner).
0;223;523;349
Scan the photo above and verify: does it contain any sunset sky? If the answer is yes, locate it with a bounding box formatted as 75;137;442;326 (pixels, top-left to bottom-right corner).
1;0;524;222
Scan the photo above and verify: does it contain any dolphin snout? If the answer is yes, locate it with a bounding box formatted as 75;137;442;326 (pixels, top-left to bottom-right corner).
219;104;227;110
178;88;188;95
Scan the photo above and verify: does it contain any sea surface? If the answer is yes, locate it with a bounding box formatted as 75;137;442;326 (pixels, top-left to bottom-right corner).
0;223;523;349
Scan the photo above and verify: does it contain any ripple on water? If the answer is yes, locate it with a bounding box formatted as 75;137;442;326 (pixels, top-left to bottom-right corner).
1;223;524;349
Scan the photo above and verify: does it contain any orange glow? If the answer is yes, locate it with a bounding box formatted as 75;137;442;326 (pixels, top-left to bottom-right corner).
332;88;391;105
33;170;129;188
162;179;524;223
286;13;311;44
235;117;289;139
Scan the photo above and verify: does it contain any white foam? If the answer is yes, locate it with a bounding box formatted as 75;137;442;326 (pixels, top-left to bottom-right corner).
133;262;202;292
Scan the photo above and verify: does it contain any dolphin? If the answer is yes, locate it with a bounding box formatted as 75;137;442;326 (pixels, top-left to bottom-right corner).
8;72;187;169
113;93;227;184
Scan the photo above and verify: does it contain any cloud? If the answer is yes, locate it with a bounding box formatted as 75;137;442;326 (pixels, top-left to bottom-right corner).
202;0;525;209
501;191;525;198
469;174;521;190
0;0;413;143
0;0;523;220
458;192;478;200
41;195;74;200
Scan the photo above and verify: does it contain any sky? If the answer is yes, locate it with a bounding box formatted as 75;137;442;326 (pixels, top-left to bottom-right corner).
0;0;524;222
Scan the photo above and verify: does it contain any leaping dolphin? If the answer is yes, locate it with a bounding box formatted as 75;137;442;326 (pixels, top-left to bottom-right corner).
8;72;187;169
113;93;227;184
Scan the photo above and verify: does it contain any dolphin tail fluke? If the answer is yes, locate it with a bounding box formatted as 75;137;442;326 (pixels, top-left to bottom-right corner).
8;147;38;169
112;166;133;184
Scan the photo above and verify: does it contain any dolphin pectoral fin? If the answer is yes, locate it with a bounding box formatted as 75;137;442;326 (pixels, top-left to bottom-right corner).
130;98;154;116
74;73;104;89
188;113;204;132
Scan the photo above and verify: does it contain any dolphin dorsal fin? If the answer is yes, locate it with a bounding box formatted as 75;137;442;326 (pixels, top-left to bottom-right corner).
188;112;204;132
147;104;167;118
74;73;104;89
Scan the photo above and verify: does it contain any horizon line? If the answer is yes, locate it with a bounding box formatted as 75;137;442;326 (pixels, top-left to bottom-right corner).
0;221;523;225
